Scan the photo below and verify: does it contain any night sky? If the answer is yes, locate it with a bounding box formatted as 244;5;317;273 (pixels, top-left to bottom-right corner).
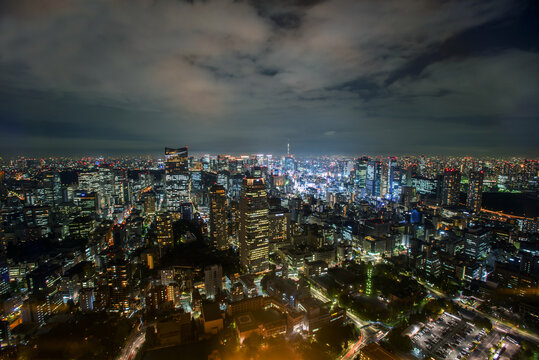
0;0;538;157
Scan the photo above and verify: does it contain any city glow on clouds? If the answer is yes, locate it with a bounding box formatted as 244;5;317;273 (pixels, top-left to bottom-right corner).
0;0;537;155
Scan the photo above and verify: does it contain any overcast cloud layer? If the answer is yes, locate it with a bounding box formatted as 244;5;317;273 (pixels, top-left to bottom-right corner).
0;0;538;156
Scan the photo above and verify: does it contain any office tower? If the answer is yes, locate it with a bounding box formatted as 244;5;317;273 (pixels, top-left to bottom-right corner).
107;260;129;313
78;171;101;193
239;173;269;273
229;174;244;201
98;168;114;209
74;191;99;217
366;161;381;197
355;157;368;188
216;171;229;191
143;192;156;215
268;209;290;251
113;171;133;206
466;171;483;213
229;200;240;240
41;172;62;207
156;212;174;247
463;227;491;259
379;162;388;198
165;147;190;212
190;170;203;192
204;264;223;299
425;250;441;278
441;169;461;206
68;216;95;240
201;154;210;171
181;202;193;221
387;157;401;197
210;184;228;250
217;155;228;171
146;285;169;312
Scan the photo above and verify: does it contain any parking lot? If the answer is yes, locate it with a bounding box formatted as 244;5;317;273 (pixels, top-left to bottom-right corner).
469;333;520;360
411;312;486;359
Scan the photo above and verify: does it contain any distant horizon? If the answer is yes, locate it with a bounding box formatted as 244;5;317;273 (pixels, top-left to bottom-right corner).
1;151;538;160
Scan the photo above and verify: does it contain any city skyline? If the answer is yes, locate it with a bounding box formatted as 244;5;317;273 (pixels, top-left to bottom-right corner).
1;1;538;359
1;0;538;157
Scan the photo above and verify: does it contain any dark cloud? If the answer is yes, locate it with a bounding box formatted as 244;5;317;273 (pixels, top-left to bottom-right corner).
385;0;538;85
0;0;537;157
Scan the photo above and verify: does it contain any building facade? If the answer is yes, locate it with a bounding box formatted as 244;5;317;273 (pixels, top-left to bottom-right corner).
239;175;269;273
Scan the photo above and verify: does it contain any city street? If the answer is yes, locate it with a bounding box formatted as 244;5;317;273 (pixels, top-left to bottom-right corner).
118;322;147;360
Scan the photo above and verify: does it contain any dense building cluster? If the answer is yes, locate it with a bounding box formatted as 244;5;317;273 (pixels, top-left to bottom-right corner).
0;150;537;359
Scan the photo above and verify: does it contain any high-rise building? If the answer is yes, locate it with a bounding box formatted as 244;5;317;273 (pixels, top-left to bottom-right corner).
366;161;381;197
425;250;441;278
107;260;129;313
387;157;401;198
78;171;101;194
143;192;156;215
180;202;193;221
239;173;269;273
165;147;190;212
466;171;483;213
355;157;368;188
441;169;461;206
268;209;290;251
41;172;62;207
156;212;174;247
204;264;223;299
79;288;95;312
146;285;169;312
216;171;229;191
217;155;228;171
379;162;388;198
210;184;228;250
463;227;491;259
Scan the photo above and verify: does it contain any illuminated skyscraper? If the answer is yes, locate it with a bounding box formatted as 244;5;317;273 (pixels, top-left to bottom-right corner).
268;209;290;252
142;192;156;215
441;169;461;206
387;157;401;198
366;161;381;197
210;184;228;250
355;157;368;188
107;260;129;313
379;162;388;198
165;147;190;212
466;171;483;213
41;172;62;207
239;172;269;273
156;212;174;247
